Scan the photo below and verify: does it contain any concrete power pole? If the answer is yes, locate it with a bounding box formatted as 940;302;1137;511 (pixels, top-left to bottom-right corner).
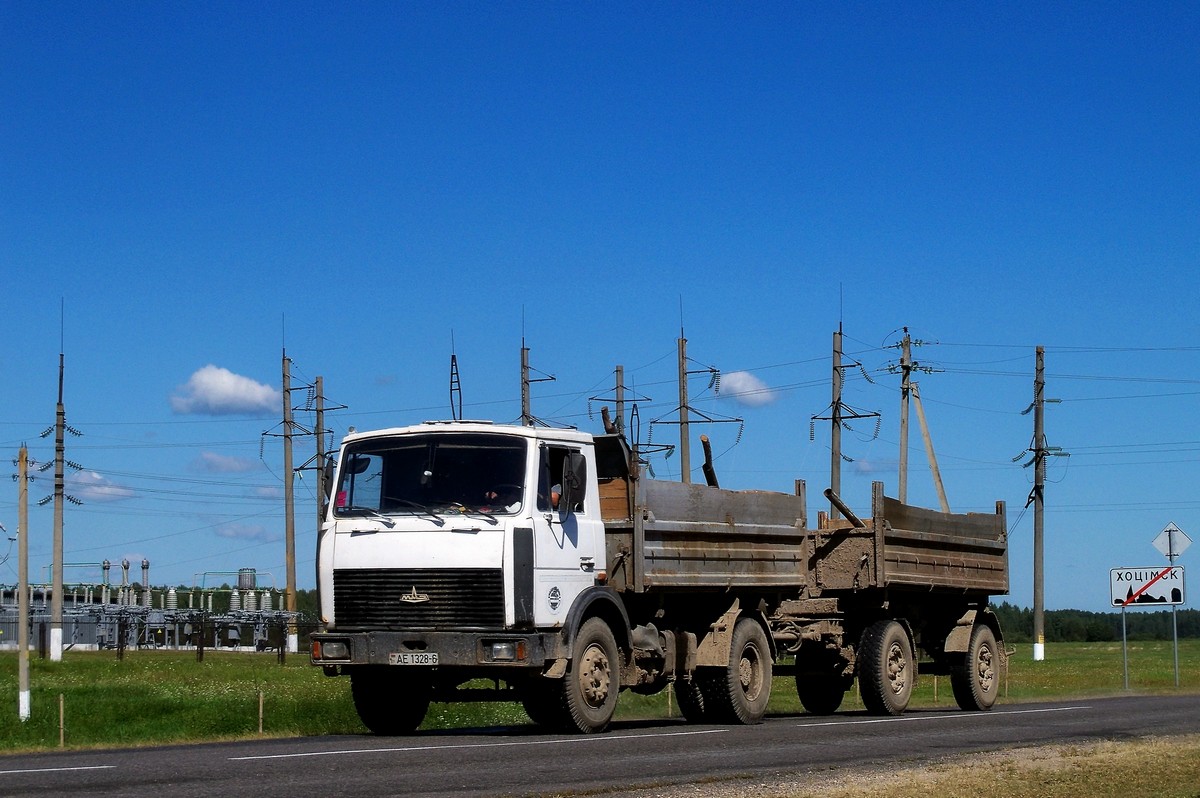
520;344;532;426
1032;346;1046;662
829;328;843;518
282;351;297;653
614;365;625;435
315;375;326;539
898;333;912;504
18;446;31;721
677;335;691;484
51;353;65;662
1021;346;1067;660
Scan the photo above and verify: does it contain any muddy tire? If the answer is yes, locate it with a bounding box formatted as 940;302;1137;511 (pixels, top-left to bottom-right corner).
858;620;914;716
350;667;431;735
520;679;570;730
674;677;712;723
951;624;999;711
563;617;620;733
708;618;773;724
795;672;846;715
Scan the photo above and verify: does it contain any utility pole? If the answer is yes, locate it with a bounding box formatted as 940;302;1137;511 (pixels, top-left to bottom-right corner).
519;341;554;427
18;446;31;721
677;334;691;483
315;375;326;536
1032;346;1046;663
520;344;531;426
911;383;950;513
829;328;843;517
614;365;625;435
282;350;297;653
898;333;912;503
1019;346;1066;661
811;325;879;520
51;353;65;662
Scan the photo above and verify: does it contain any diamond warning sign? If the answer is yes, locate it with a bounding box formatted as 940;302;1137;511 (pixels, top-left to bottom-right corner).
1109;566;1186;607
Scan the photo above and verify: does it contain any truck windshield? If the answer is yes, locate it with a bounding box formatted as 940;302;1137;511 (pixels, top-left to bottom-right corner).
334;432;528;519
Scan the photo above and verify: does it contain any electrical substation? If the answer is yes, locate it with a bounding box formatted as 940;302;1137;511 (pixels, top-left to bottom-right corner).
0;559;297;653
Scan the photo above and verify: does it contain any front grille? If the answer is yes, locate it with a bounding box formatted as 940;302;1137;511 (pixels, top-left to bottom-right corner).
333;568;504;629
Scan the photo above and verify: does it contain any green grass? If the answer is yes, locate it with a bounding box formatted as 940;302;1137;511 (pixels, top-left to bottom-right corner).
1;640;1197;752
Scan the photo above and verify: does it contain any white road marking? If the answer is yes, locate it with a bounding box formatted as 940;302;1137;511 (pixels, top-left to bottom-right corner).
795;705;1091;728
231;705;1091;763
0;765;116;775
229;727;728;761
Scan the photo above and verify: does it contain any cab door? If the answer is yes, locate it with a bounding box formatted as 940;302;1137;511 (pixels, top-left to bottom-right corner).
530;444;601;627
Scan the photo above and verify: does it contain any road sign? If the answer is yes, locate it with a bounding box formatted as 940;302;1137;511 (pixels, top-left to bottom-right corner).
1152;522;1191;561
1110;566;1185;607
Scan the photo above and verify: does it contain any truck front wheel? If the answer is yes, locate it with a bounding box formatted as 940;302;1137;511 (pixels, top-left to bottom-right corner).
564;617;620;733
858;620;913;716
350;667;431;735
950;623;999;711
520;679;570;730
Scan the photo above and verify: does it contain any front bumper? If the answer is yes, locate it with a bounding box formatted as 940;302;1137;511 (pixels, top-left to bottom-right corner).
310;629;567;669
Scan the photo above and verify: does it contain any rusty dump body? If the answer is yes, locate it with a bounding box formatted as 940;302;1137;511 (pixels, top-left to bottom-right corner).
596;435;1008;601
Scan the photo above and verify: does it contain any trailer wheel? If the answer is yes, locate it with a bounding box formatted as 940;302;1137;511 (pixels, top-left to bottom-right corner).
674;677;711;723
710;618;772;724
350;667;431;735
858;620;913;716
795;672;846;715
563;617;620;733
951;624;999;711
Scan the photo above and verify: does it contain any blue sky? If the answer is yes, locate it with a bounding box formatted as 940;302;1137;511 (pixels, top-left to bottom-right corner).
2;2;1197;612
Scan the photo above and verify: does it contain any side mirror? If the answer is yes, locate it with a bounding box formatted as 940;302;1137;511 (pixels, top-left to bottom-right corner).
322;457;336;499
559;452;587;514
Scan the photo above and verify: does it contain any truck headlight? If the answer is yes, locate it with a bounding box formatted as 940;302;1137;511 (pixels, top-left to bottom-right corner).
314;640;349;660
487;640;526;662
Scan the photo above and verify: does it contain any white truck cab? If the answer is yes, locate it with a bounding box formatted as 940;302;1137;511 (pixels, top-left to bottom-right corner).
311;422;624;730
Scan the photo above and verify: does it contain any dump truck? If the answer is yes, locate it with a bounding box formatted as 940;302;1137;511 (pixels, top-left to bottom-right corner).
310;420;1008;734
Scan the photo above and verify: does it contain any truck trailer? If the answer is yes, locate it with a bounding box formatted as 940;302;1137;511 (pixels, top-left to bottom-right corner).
310;420;1008;734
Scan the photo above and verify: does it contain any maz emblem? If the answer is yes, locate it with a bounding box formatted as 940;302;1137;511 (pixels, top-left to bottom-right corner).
399;586;431;604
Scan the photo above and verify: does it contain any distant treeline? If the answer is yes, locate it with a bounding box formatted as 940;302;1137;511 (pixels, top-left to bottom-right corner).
992;601;1199;642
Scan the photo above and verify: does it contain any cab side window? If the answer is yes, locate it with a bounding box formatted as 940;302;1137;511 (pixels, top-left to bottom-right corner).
537;446;585;513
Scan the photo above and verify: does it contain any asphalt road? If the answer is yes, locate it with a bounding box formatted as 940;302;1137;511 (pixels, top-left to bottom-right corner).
3;695;1199;798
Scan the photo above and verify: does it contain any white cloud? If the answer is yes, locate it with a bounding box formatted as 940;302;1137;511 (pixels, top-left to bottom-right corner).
67;471;135;503
215;522;279;542
192;452;261;474
719;371;777;407
170;365;279;415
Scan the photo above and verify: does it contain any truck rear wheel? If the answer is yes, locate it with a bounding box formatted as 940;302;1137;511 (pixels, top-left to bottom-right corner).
795;672;846;715
674;676;712;723
350;667;431;735
709;618;772;724
951;624;999;711
858;620;913;716
563;617;620;734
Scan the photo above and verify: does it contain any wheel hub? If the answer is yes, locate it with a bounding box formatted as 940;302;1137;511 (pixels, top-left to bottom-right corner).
886;642;908;695
739;647;763;700
976;644;995;693
579;643;611;707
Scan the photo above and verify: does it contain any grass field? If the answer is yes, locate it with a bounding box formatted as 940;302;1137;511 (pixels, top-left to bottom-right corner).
1;639;1196;753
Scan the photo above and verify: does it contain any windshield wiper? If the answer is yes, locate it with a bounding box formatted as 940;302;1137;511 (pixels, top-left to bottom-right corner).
337;505;397;527
382;498;446;525
458;507;499;525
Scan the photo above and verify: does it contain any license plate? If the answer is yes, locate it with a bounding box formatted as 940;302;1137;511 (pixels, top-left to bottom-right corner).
389;651;438;666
